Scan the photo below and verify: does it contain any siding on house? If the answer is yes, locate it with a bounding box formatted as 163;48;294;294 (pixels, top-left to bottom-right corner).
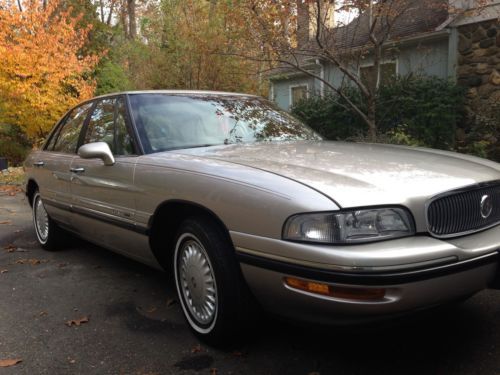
271;75;317;110
270;37;451;110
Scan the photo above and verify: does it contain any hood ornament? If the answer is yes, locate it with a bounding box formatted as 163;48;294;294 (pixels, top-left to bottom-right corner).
480;194;493;219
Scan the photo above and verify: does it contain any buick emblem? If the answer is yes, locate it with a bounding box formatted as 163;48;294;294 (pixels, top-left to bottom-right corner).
480;194;493;219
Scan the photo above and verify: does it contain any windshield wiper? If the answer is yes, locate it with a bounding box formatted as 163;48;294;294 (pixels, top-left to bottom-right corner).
163;144;221;151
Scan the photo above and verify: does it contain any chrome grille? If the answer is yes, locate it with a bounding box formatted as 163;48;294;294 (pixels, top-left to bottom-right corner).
427;183;500;237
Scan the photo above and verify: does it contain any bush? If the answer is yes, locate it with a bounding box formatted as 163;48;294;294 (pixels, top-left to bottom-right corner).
0;124;32;166
291;75;465;150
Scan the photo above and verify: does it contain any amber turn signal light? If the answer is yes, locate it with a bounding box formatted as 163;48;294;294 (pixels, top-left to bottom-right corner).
284;277;385;301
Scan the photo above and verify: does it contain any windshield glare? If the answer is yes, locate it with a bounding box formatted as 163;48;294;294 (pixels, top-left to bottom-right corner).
128;94;322;153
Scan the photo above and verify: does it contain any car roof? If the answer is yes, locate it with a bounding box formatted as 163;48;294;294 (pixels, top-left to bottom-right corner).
92;90;259;101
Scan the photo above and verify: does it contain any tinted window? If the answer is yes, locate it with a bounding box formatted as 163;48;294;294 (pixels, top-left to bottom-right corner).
52;103;93;153
128;94;321;153
85;98;116;152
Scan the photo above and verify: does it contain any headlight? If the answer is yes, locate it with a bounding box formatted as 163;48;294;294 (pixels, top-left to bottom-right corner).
283;208;415;244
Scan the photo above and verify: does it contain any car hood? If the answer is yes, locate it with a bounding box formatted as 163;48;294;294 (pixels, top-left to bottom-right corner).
173;141;500;208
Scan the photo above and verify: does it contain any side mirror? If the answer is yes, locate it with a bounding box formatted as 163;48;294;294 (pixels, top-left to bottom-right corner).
78;142;115;166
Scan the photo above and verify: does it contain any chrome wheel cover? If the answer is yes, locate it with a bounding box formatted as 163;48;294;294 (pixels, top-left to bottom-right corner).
175;234;218;331
34;194;49;244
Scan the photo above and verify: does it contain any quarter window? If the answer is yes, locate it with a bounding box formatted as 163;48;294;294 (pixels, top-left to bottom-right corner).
52;102;93;153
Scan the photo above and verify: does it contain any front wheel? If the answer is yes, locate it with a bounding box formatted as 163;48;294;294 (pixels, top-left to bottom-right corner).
173;217;255;346
32;191;64;251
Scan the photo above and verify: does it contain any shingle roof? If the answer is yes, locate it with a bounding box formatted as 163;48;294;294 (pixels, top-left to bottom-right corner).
269;0;449;77
330;0;449;49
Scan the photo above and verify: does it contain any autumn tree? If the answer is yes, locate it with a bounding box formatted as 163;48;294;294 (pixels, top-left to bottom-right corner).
112;0;266;94
0;0;99;140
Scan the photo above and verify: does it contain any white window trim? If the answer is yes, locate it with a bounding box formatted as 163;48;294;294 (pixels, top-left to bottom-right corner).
358;59;399;77
289;83;310;108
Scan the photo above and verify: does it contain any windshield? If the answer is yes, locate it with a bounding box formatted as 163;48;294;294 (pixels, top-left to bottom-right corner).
128;94;322;153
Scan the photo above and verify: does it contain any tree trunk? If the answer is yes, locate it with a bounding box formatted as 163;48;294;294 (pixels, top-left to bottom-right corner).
99;0;105;23
208;0;217;23
366;97;377;142
127;0;137;39
120;0;128;37
106;0;116;25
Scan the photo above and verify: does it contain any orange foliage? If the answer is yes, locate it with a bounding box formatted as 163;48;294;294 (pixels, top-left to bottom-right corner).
0;0;100;140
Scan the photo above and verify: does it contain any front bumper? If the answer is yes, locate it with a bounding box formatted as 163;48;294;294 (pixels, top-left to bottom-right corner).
231;227;500;324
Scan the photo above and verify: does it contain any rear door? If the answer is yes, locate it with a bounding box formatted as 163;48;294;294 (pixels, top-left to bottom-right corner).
32;102;93;225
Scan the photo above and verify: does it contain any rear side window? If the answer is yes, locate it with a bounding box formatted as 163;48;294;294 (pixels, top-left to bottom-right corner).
52;102;93;153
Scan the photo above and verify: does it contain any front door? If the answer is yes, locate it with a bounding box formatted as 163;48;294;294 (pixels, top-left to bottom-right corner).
69;96;153;263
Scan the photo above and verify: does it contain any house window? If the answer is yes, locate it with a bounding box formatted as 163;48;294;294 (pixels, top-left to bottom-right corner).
290;85;308;106
360;62;397;92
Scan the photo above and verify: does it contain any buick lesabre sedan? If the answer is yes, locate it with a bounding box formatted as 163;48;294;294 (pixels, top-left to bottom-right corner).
25;91;500;345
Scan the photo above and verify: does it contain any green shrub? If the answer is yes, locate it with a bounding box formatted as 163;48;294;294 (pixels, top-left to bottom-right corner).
0;124;32;166
291;75;465;150
94;58;133;96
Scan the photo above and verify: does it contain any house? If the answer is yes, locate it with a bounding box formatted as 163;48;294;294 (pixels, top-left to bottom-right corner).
269;0;500;111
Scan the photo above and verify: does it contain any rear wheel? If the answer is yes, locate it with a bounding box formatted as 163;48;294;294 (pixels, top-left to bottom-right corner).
173;217;255;346
32;191;64;251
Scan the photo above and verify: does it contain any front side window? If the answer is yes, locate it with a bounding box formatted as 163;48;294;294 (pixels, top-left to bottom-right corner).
115;98;134;155
129;94;322;154
84;97;135;155
52;102;93;153
85;98;116;152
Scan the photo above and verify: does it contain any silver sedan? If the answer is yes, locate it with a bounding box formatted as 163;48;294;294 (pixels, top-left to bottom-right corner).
25;91;500;345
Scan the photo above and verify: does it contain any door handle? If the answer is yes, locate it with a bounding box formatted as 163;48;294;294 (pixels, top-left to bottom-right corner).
33;161;44;167
70;167;85;173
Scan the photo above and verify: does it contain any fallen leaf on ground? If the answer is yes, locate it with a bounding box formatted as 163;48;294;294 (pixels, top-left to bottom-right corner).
39;311;48;316
0;220;11;225
0;185;22;193
232;351;244;357
15;258;46;265
166;298;177;307
0;269;8;274
0;358;22;367
210;368;218;375
191;344;204;353
58;263;68;268
66;316;89;327
145;306;157;313
3;244;17;252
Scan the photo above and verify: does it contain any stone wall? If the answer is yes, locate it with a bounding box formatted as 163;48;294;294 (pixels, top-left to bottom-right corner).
457;19;500;116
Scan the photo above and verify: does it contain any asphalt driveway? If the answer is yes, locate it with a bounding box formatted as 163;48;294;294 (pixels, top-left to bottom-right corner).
1;190;500;375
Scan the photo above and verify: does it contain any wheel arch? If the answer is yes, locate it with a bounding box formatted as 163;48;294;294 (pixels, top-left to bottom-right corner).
26;179;39;207
148;199;233;270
